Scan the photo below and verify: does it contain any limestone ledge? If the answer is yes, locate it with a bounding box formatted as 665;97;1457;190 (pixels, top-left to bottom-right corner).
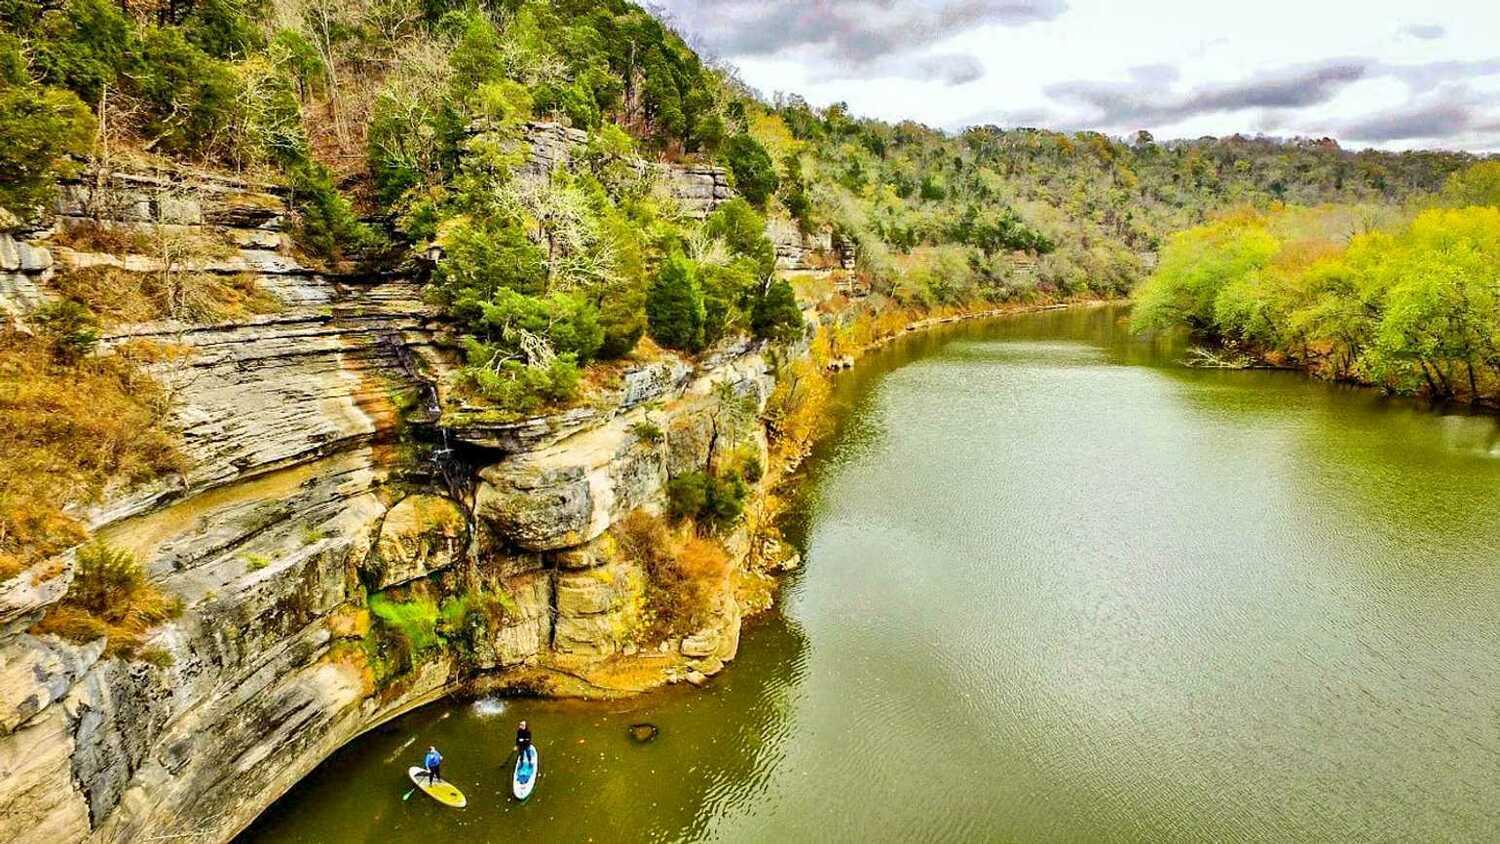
0;151;769;844
766;217;855;271
0;331;773;844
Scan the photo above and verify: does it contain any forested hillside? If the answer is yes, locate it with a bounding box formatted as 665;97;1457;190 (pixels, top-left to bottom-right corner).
1;0;1485;574
6;0;1474;328
1133;161;1500;406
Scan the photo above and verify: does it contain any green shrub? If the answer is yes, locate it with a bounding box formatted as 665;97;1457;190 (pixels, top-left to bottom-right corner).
666;471;708;521
68;541;145;619
468;288;604;364
462;352;582;415
698;260;755;345
32;540;182;657
287;162;378;261
693;113;725;155
0;32;26;85
738;452;763;484
781;153;814;233
32;300;100;362
0;82;94;217
183;0;267;59
667;469;748;533
434;218;549;310
641;46;685;142
919;173;947;201
722;134;778;208
1441;161;1500;208
750;278;804;342
646;253;706;351
369;591;442;653
595;279;647;358
31;0;132;102
704;198;776;278
630;419;664;444
134;26;241;156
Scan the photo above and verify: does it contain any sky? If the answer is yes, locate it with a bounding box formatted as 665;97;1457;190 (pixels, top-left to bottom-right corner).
652;0;1500;152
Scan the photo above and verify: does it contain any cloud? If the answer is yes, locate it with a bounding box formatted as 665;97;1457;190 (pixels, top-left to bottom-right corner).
1341;104;1471;142
1337;84;1489;143
654;0;1067;84
1127;63;1181;86
1044;60;1369;129
1380;58;1500;93
1399;23;1446;40
912;54;987;85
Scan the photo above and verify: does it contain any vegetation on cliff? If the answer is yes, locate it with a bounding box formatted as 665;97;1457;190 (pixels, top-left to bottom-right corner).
613;510;730;641
0;0;1484;583
31;540;182;658
6;0;1473;420
1133;161;1500;405
0;327;182;579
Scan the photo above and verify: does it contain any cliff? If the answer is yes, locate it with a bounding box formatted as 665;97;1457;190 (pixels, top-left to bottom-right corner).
0;129;786;842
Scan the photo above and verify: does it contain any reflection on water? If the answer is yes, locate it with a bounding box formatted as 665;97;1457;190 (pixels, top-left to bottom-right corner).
244;304;1500;843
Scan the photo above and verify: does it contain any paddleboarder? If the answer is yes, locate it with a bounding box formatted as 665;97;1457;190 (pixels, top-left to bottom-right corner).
423;745;443;783
514;721;533;763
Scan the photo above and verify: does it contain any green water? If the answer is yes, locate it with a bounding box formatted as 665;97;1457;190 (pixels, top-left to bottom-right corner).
242;305;1500;842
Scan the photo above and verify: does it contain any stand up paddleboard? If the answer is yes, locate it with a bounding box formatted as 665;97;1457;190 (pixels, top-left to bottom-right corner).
407;766;467;808
512;746;538;800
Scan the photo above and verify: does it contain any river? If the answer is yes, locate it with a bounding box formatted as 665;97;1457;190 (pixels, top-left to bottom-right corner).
242;304;1500;842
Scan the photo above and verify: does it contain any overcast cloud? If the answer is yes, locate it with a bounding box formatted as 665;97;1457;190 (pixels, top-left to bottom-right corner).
654;0;1500;152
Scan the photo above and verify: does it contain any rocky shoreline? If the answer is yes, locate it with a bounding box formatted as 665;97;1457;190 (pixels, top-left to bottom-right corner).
0;132;1098;842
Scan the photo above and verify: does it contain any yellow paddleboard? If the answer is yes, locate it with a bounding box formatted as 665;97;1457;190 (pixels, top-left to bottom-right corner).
407;766;467;808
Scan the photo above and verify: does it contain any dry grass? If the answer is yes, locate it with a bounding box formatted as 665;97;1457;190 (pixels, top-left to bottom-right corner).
0;329;183;578
50;220;154;254
50;265;281;325
614;511;731;640
32;541;182;656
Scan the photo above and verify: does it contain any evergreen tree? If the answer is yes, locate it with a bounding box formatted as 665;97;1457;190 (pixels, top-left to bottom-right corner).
647;253;706;351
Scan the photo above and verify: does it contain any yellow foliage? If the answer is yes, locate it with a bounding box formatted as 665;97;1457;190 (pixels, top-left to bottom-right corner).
51;266;280;325
746;110;802;163
0;329;183;579
613;510;731;639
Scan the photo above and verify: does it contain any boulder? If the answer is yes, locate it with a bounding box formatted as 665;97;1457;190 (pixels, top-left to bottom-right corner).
478;424;665;551
552;614;622;656
367;495;465;590
476;464;594;552
680;628;720;658
556;569;624;616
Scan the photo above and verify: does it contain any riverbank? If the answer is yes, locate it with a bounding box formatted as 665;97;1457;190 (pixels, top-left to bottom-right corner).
244;303;1500;843
0;173;1113;842
463;295;1122;702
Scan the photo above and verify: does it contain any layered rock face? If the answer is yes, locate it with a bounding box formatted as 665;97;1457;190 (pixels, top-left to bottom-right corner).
0;134;776;842
766;217;855;272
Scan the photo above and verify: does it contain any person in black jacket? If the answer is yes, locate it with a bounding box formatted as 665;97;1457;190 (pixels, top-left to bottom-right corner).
515;720;533;764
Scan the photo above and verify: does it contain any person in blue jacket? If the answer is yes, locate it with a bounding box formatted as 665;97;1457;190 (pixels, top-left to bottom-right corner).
423;746;443;783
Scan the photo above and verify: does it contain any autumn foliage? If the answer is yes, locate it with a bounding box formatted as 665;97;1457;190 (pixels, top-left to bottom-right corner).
0;329;182;578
